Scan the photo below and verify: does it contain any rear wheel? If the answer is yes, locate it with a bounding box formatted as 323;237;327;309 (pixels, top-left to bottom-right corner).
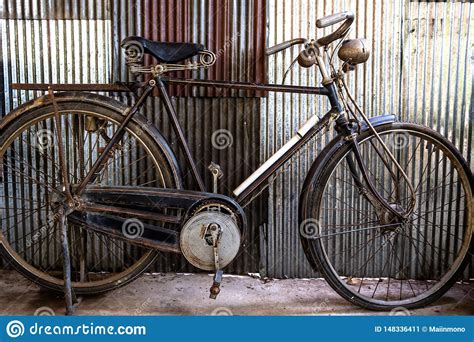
300;122;473;310
0;95;181;294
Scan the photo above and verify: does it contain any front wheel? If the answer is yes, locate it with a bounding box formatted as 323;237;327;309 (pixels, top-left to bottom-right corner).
300;122;473;310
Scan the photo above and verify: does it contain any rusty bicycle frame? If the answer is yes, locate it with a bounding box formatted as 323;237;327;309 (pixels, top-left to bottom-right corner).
10;71;401;247
3;8;470;316
12;77;341;205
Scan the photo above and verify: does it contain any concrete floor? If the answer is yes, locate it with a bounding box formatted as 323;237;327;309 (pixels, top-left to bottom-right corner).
0;270;472;316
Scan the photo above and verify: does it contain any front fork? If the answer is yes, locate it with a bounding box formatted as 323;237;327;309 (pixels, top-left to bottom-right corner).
335;116;407;222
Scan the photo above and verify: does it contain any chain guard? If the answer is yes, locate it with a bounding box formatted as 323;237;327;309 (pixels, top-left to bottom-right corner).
180;202;243;271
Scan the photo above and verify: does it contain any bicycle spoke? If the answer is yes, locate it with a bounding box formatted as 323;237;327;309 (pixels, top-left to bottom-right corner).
402;229;431;291
371;238;397;298
411;213;465;241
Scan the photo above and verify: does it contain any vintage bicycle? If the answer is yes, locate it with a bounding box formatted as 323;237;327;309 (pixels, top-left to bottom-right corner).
1;11;472;313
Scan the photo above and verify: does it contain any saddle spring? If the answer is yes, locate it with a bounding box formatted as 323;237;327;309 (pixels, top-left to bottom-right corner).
124;40;216;77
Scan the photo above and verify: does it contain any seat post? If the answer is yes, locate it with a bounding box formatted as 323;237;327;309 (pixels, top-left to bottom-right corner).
155;77;206;192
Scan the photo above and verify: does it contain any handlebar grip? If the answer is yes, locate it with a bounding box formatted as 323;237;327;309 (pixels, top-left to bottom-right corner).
316;11;354;46
266;38;306;55
316;11;354;28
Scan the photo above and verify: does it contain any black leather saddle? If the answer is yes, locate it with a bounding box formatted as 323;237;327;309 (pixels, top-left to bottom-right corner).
121;36;205;63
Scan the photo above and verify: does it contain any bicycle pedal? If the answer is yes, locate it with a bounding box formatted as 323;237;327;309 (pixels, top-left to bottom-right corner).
209;270;224;299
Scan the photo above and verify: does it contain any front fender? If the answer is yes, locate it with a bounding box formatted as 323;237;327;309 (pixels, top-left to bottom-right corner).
360;114;397;132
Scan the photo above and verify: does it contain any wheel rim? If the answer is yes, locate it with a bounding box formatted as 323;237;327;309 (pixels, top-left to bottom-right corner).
0;108;177;290
305;127;472;306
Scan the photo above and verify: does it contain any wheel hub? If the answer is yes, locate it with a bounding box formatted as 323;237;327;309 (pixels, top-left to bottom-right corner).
379;203;405;233
50;188;83;214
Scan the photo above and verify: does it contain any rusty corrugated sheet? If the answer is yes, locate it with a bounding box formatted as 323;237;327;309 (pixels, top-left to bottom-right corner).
0;0;111;19
262;0;473;279
111;0;267;96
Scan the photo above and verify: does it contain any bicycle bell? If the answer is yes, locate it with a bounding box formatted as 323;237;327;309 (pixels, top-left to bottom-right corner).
338;38;370;65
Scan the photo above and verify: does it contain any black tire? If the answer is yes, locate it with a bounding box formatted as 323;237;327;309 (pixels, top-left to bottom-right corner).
300;122;473;310
0;93;182;294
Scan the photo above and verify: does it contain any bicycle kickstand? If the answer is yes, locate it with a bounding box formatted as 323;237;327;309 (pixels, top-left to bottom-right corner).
48;88;82;315
58;205;79;315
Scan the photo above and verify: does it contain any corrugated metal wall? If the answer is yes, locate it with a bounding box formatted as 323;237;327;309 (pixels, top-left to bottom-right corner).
262;0;473;278
1;0;472;279
111;0;267;96
0;1;112;115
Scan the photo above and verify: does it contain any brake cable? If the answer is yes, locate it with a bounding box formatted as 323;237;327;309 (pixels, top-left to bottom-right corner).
282;56;299;85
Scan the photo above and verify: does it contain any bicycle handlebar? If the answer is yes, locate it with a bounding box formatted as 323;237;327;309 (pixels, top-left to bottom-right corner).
316;11;352;28
265;11;354;57
265;38;306;56
316;11;354;46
